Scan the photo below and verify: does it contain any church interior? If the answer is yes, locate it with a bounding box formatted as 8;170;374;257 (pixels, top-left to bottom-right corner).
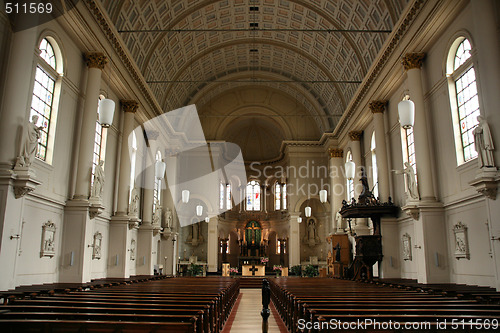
1;0;500;331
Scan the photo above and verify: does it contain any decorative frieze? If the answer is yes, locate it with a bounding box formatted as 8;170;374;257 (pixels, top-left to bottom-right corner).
402;53;425;71
85;52;107;70
369;101;387;114
348;131;362;141
328;148;343;158
121;100;139;113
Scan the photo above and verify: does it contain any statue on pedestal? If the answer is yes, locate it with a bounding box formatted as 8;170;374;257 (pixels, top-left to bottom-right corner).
129;187;139;215
153;199;162;226
91;160;105;198
17;115;44;167
473;116;495;168
393;162;419;200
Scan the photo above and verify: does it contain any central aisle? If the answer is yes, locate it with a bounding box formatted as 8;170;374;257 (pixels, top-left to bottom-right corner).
222;288;288;332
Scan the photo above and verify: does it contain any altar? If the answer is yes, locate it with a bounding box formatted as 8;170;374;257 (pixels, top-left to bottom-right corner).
242;264;266;276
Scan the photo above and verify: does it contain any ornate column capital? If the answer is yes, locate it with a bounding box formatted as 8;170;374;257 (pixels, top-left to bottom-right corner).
348;131;362;141
402;53;425;71
121;100;139;113
328;148;343;158
369;100;387;114
85;52;108;70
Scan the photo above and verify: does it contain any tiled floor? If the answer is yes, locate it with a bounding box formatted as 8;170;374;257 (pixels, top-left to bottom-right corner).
222;288;288;332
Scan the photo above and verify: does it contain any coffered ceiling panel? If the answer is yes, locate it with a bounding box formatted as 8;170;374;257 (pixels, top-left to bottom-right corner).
99;0;410;151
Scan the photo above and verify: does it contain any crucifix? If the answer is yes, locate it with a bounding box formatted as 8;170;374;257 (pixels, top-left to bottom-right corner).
249;266;259;276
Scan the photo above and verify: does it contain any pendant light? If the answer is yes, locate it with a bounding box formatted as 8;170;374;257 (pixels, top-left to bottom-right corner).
205;217;210;223
319;189;328;203
181;190;190;203
297;216;302;223
155;160;166;179
305;206;312;218
345;161;355;180
398;99;415;129
196;205;203;216
98;98;115;128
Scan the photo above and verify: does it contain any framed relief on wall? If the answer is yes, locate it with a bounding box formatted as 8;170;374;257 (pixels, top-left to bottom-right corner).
453;222;470;260
40;221;56;258
92;232;102;260
402;233;412;261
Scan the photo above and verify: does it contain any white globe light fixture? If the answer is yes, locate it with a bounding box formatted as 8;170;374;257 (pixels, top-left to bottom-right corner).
319;189;328;203
155;160;166;179
98;99;115;128
181;190;190;203
297;217;302;223
345;161;355;180
205;217;210;223
196;205;203;217
398;99;415;129
305;206;312;218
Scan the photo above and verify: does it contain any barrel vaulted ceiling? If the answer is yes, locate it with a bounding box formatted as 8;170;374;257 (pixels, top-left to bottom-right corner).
98;0;411;158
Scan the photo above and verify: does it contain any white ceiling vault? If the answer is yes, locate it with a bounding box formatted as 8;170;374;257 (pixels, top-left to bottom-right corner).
97;0;411;161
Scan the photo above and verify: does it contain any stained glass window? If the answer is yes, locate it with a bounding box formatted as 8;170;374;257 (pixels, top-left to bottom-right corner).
246;180;261;211
30;66;54;160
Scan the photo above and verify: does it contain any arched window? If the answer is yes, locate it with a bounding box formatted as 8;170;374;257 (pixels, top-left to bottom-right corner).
91;94;108;184
447;37;481;164
219;183;224;210
30;37;62;163
219;183;232;210
153;151;162;212
371;133;379;198
275;182;281;211
129;131;137;203
346;151;354;201
282;183;287;210
246;180;261;211
226;183;232;209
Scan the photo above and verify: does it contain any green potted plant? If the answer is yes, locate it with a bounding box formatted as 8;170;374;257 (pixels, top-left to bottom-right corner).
187;263;203;276
303;264;319;277
291;265;302;276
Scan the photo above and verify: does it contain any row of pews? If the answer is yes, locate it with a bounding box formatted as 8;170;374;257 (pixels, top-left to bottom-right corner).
0;276;239;333
270;277;500;332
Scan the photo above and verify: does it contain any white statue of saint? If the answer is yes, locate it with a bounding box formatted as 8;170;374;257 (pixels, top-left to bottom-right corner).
393;162;419;200
336;212;343;231
91;160;105;198
128;187;140;215
17;115;44;167
473;116;495;168
164;207;173;229
152;199;162;226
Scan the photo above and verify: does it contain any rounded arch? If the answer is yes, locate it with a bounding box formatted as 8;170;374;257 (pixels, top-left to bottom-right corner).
444;30;475;76
37;30;64;75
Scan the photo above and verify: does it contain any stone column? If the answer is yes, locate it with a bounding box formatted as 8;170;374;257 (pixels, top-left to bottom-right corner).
59;53;107;284
109;100;138;278
471;0;500;291
328;148;344;234
288;212;301;267
369;101;391;202
115;101;138;215
74;53;107;199
0;27;39;290
348;131;363;198
402;53;435;201
136;138;157;276
207;215;219;272
0;27;39;169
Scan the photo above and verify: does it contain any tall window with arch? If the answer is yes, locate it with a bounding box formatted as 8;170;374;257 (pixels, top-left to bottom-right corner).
275;182;281;211
219;183;224;210
91;94;108;185
246;180;261;211
219;183;232;210
30;37;63;163
226;183;232;210
447;37;481;164
370;133;379;198
153;151;162;213
129;131;137;203
346;151;354;201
